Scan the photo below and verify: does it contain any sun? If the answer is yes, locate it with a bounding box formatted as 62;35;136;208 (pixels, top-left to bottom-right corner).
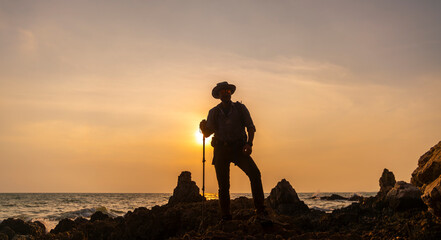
195;129;212;145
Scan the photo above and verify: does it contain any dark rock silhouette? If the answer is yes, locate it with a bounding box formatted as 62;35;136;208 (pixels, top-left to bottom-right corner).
90;211;110;222
386;181;425;211
348;194;364;202
50;218;76;234
320;194;348;201
3;169;441;239
377;168;396;198
168;171;204;205
267;179;309;215
373;168;425;211
0;218;45;239
411;141;441;217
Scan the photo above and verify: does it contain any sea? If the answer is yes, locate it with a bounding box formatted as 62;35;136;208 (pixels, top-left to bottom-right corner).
0;192;376;231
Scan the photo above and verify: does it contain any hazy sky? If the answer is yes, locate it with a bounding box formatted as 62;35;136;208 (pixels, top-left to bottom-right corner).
1;1;440;193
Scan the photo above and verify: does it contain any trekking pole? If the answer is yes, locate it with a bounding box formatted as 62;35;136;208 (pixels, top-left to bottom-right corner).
202;135;206;199
199;134;206;231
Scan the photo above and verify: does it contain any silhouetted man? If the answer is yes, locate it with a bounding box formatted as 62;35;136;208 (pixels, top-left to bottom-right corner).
200;82;269;223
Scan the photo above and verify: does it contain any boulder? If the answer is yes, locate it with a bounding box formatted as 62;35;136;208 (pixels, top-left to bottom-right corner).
377;168;396;198
51;218;76;234
267;179;309;215
411;141;441;217
168;171;204;205
385;181;425;211
0;218;45;237
91;211;110;222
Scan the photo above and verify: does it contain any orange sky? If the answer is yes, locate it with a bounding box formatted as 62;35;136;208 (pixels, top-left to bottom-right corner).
1;1;440;193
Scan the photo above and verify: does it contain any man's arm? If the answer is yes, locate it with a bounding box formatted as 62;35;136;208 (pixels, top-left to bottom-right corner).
200;109;216;137
199;120;214;137
247;129;255;145
243;128;255;155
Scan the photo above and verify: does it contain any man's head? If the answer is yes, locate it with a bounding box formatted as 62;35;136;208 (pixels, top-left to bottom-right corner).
212;82;236;103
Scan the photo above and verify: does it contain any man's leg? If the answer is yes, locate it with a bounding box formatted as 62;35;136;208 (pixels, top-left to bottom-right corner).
235;155;266;214
214;149;232;219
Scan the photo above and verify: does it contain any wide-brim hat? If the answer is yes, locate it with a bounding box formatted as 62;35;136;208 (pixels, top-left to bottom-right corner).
212;81;236;99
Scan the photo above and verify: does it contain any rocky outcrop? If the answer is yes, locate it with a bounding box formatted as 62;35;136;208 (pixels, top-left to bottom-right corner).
385;181;425;211
411;141;441;188
267;179;309;215
168;171;204;205
377;168;396;198
7;194;441;240
373;169;425;211
320;194;347;201
3;171;441;240
411;141;441;217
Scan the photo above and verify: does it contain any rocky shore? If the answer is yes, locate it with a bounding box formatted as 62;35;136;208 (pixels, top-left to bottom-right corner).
1;141;441;240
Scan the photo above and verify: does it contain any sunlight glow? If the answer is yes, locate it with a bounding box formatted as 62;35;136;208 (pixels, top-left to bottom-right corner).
195;129;212;145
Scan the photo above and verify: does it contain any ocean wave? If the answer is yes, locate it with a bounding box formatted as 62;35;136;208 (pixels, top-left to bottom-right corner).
60;198;82;203
110;209;125;214
1;203;17;207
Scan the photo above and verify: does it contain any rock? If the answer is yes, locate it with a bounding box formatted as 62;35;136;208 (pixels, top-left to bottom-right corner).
386;181;426;210
411;141;441;188
0;226;15;240
0;219;45;237
320;194;347;201
411;141;441;217
348;194;364;202
168;171;204;205
0;232;7;240
267;179;309;215
90;211;110;222
50;218;76;234
421;176;441;217
377;168;396;198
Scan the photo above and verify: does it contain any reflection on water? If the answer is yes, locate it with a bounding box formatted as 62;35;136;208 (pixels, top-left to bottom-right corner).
203;192;218;200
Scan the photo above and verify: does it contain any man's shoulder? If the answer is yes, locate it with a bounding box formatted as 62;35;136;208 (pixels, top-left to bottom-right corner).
233;101;248;111
233;101;245;107
208;103;222;114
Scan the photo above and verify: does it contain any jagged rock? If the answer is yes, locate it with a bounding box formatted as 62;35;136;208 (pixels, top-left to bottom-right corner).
386;181;426;211
0;218;45;237
411;141;441;217
4;191;441;239
377;168;396;198
421;176;441;217
267;179;309;215
320;194;347;201
168;171;204;205
411;141;441;188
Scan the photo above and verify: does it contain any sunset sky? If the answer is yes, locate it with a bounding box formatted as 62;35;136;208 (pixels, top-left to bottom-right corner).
1;1;440;193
